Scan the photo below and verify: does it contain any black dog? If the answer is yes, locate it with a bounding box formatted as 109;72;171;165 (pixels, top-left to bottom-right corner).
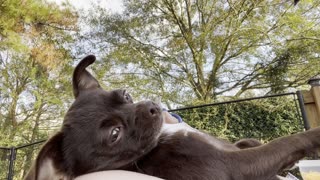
25;55;163;179
25;55;320;180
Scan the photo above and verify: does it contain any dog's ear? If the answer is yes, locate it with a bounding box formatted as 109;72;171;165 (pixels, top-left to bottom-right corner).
24;132;68;180
73;55;100;98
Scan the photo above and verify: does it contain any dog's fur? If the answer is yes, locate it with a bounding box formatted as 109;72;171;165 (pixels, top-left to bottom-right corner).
24;55;163;180
25;55;320;180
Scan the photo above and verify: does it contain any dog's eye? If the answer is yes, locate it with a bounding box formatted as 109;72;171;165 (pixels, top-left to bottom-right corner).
110;127;121;143
124;93;132;102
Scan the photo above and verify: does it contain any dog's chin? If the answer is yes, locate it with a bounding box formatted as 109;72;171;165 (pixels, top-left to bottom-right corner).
119;120;164;168
92;138;161;172
107;138;160;171
143;128;163;154
137;122;164;156
147;131;162;149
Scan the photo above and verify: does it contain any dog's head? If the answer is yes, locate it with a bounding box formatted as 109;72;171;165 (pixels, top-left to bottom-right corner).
25;55;163;179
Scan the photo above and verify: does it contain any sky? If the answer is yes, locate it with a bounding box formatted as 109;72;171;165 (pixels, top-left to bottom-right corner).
49;0;123;12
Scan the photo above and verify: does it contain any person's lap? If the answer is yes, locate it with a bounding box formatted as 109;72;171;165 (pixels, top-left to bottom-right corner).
75;170;163;180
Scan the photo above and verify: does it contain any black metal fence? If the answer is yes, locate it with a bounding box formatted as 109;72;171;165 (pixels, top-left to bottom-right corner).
0;92;308;180
0;141;45;180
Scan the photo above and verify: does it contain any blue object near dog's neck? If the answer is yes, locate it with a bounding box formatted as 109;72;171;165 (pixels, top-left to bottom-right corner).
162;109;183;123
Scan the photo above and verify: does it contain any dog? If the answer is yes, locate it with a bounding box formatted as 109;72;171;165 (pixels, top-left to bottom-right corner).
25;55;320;180
24;55;163;180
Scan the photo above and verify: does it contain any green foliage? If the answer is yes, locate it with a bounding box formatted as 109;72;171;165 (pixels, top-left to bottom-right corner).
0;50;74;180
0;0;77;51
177;96;303;142
0;0;78;178
86;0;320;105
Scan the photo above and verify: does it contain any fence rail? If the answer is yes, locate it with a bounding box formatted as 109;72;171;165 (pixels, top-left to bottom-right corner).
0;92;308;180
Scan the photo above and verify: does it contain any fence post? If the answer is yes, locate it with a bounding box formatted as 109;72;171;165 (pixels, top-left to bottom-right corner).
300;76;320;128
297;91;310;130
7;147;16;180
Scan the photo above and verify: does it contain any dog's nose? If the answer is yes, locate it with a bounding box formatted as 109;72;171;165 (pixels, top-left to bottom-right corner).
148;102;160;117
135;101;161;119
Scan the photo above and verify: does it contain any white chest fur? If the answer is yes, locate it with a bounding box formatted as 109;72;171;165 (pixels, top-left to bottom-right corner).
161;122;197;136
160;123;236;151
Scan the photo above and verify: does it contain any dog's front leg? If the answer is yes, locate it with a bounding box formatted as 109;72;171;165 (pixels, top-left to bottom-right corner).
229;127;320;179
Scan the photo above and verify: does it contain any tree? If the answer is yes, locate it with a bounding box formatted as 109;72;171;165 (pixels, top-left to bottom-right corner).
0;0;77;50
0;0;77;143
87;0;320;106
0;0;78;177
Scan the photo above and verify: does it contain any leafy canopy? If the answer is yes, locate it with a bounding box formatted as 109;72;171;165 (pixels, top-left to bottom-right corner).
87;0;320;106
